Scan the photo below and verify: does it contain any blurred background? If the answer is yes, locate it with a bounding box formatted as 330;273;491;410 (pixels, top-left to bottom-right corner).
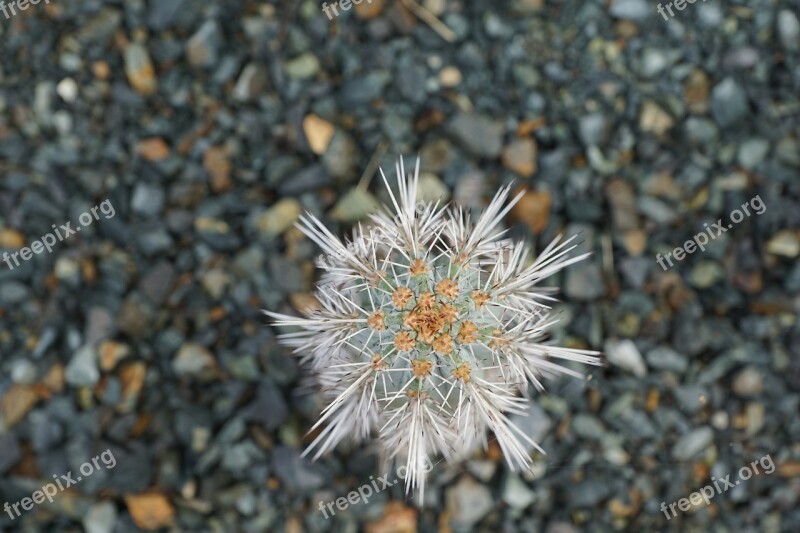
1;0;799;531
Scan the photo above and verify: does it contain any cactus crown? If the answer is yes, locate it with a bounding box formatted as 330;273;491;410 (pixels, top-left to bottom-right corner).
267;158;601;501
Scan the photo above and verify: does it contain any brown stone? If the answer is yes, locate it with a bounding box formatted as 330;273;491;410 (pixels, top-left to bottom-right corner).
1;385;38;429
355;0;385;20
511;188;551;235
125;493;175;530
365;501;417;533
302;114;335;155
501;138;537;177
203;146;233;192
0;228;25;249
137;138;170;162
684;68;710;114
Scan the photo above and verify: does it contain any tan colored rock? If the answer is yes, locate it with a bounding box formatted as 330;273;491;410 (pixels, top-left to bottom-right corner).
684;68;710;114
439;66;462;88
511;188;551;235
355;0;385;19
1;384;38;429
257;198;302;236
99;340;132;372
124;493;175;530
501;138;537;177
639;101;674;135
303;114;335;155
203;146;233;192
0;228;25;249
124;43;157;96
366;501;417;533
137;138;170;162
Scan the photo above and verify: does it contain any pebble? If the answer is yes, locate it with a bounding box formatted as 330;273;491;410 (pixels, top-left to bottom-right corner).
284;53;320;79
778;9;800;51
446;476;494;528
173;343;217;379
732;367;764;397
605;339;647;377
609;0;649;21
446;113;504;158
502;474;536;510
233;63;269;102
256;198;302;236
65;345;101;387
710;78;749;127
123;43;157;96
766;230;800;258
302;114;335;155
56;78;79;103
501;138;537;177
672;427;713;460
186;20;223;67
84;502;118;533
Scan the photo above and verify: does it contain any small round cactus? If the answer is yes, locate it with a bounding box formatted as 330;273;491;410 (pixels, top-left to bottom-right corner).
267;158;600;500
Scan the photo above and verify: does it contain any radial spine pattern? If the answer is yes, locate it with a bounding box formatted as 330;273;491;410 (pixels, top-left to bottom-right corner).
267;158;601;500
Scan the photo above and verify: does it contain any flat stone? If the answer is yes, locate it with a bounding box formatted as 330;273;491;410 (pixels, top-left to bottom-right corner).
605;339;647;377
446;113;504;158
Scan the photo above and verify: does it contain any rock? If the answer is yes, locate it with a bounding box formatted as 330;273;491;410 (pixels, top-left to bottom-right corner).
321;130;357;180
131;182;166;216
766;230;799;257
578;113;607;146
417;173;450;204
503;474;536;509
99;340;132;371
173;343;217;379
123;43;157;96
446;113;504;158
609;0;649;21
56;77;79;103
365;502;417;533
330;187;380;222
778;9;800;51
511;403;551;452
284;53;320;79
565;261;605;301
233;63;269;102
684;68;710;114
186;20;223;67
354;0;386;20
439;66;463;87
0;228;25;248
672;427;714;460
203;146;233;192
511;189;551;235
242;379;288;430
710;78;748;127
355;0;385;19
501;138;537;177
303;114;335;155
605;339;647;377
732;367;764;397
0;434;22;473
65;345;101;387
605;179;638;231
688;261;725;289
84;501;118;533
446;475;494;528
256;198;302;236
1;385;38;429
137;137;170;162
271;446;326;492
124;493;175;530
639;101;674;135
737;138;770;169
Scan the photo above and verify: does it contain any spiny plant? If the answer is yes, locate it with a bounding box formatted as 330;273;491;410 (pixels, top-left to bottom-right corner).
266;157;601;501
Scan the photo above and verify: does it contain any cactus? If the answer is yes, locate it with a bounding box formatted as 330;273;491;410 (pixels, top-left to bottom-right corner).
267;158;601;501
